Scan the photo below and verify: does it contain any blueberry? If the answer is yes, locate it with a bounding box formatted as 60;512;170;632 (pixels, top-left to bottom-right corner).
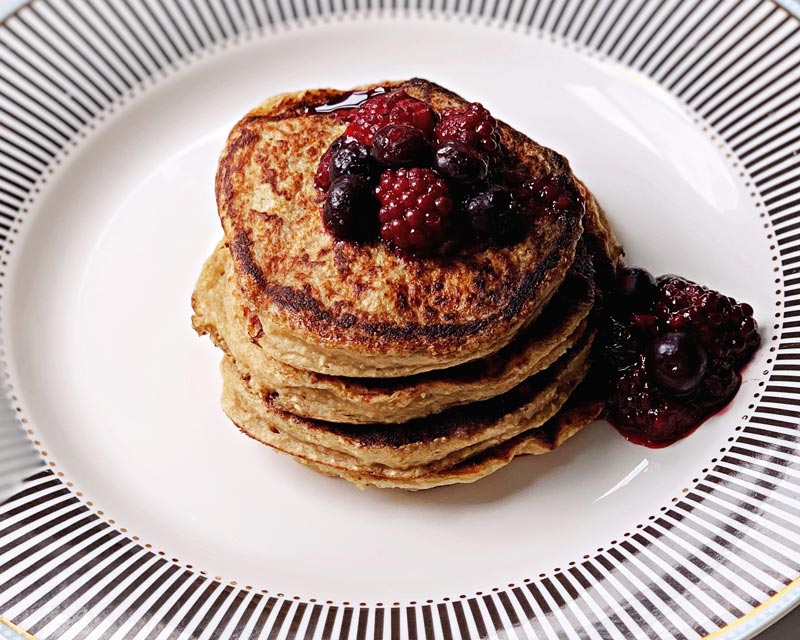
370;125;431;167
323;175;378;241
649;331;708;394
329;139;376;182
465;186;522;242
615;267;657;313
433;141;489;183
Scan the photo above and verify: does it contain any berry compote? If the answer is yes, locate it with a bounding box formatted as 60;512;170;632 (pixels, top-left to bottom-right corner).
598;267;760;447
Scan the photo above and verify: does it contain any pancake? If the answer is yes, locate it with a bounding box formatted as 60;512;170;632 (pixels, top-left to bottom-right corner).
578;181;623;274
223;361;603;490
216;78;587;377
299;395;604;490
219;331;593;471
193;240;595;423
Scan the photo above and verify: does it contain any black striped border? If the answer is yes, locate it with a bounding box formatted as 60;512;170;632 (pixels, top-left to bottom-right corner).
1;1;800;638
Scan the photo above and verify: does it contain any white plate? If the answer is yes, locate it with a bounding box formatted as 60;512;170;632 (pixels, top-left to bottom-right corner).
0;1;799;639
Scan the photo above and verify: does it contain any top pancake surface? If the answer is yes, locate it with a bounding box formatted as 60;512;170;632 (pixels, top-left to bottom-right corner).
216;78;585;374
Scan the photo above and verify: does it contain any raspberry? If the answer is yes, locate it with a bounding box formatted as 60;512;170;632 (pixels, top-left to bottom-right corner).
654;276;760;366
435;102;501;154
345;91;436;146
374;168;453;256
607;355;740;446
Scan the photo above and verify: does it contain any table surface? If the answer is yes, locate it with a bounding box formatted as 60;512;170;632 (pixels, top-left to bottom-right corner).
0;0;797;638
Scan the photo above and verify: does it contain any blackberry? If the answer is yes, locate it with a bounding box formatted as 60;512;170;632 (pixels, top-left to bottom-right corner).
519;174;583;216
607;355;740;447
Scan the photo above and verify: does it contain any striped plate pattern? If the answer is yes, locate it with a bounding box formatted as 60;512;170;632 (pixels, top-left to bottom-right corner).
1;0;800;638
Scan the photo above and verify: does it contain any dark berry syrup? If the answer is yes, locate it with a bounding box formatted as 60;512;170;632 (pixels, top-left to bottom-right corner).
597;268;761;448
307;87;387;114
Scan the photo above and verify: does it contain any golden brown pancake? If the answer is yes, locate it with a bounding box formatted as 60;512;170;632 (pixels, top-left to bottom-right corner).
193;240;595;423
219;332;593;472
215;78;588;377
222;361;603;490
299;398;603;490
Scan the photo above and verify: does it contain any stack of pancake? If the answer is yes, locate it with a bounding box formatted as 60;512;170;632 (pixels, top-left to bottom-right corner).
192;79;622;490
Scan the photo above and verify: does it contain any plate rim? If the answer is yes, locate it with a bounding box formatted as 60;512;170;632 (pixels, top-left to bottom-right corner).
0;0;799;638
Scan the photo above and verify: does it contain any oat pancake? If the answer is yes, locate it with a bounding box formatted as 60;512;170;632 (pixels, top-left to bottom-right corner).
216;78;588;377
219;332;593;471
299;395;604;490
193;240;595;423
222;358;602;489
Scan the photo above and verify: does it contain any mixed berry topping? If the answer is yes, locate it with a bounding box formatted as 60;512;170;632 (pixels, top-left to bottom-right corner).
607;354;741;446
599;267;760;447
375;168;453;255
314;90;582;257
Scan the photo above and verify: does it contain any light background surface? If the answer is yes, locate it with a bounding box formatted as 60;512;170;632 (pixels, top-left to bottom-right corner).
0;0;797;638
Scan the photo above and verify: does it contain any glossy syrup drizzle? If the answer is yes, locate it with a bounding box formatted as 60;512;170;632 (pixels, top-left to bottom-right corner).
308;87;388;114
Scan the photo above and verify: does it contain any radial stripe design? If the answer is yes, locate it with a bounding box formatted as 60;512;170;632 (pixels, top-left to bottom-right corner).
0;0;799;638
